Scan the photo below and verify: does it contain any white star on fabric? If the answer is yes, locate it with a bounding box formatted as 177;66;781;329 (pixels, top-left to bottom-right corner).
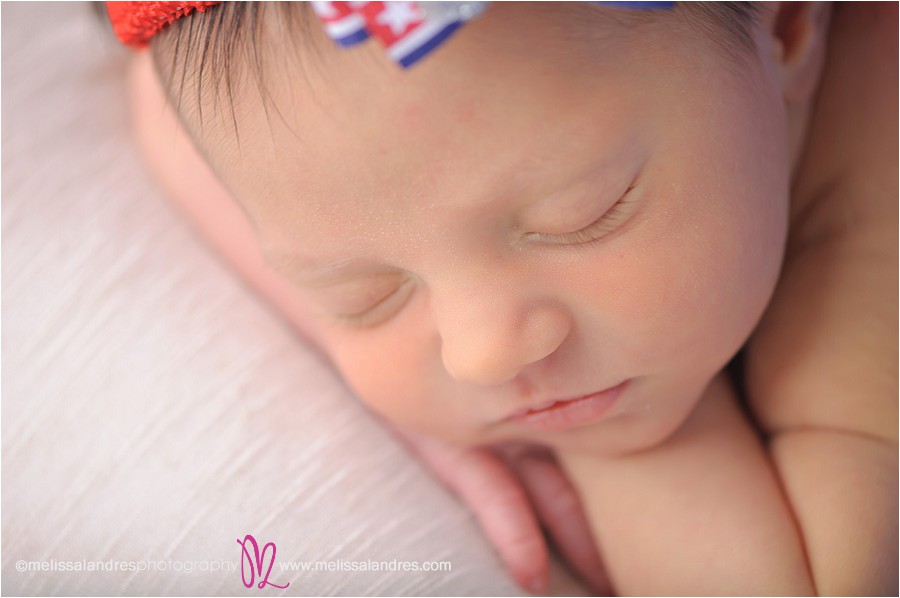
376;2;422;36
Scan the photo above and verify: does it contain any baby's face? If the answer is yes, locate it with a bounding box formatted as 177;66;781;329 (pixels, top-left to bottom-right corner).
190;4;790;455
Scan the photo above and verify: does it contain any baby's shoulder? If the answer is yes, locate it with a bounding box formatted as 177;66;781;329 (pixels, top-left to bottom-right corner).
748;3;896;442
788;2;896;256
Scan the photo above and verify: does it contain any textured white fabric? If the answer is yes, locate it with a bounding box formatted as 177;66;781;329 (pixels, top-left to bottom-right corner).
1;3;587;596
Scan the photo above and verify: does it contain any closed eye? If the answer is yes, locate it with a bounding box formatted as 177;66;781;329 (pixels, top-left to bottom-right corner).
525;184;638;247
333;277;416;328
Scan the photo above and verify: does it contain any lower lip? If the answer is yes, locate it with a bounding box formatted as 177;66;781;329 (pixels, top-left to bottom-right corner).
510;381;627;432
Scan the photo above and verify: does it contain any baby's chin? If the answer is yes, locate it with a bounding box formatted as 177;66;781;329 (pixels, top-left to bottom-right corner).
499;417;689;459
534;413;694;458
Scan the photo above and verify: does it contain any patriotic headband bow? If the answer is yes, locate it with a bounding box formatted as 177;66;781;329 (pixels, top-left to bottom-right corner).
107;1;674;68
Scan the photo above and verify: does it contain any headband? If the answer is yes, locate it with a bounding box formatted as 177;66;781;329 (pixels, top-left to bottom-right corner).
107;1;674;68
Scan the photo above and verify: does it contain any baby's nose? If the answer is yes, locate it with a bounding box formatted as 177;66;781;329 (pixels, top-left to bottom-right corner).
438;297;572;387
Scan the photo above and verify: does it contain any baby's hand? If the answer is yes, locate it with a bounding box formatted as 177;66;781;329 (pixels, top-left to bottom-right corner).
391;426;611;595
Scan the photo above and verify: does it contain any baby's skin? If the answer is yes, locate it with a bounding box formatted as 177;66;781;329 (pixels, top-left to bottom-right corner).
126;2;897;594
559;6;899;593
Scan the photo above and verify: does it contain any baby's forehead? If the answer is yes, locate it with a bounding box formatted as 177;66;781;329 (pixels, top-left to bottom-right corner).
191;6;673;173
233;86;642;222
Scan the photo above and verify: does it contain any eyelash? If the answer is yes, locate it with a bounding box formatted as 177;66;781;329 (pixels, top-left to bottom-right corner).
526;185;638;247
334;278;415;328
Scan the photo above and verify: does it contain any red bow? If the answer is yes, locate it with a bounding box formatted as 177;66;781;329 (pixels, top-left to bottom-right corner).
106;1;222;49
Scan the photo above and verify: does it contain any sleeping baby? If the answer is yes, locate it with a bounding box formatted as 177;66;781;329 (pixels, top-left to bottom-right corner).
108;1;897;594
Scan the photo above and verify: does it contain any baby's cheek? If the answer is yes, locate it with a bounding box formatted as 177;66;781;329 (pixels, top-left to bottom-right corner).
322;322;448;434
334;340;418;416
663;211;784;367
593;210;776;381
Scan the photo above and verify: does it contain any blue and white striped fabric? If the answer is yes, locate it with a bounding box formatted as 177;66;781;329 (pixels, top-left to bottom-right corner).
311;1;675;69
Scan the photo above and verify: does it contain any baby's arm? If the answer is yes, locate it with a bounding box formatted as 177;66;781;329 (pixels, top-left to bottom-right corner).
558;374;816;595
744;2;898;593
